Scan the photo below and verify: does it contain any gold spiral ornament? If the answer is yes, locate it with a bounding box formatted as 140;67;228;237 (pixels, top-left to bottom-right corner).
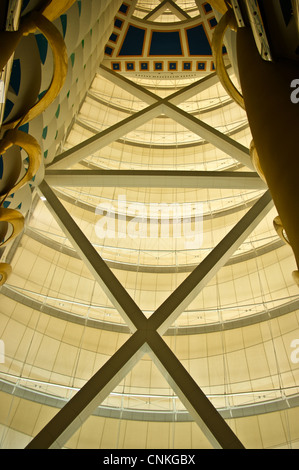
0;207;24;248
0;1;72;288
208;1;231;14
0;129;41;199
41;0;77;21
2;11;68;130
211;7;245;110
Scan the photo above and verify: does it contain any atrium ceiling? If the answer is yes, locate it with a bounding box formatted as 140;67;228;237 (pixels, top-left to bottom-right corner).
0;0;299;449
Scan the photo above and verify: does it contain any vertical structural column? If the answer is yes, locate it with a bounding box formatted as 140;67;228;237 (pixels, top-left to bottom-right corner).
236;27;299;277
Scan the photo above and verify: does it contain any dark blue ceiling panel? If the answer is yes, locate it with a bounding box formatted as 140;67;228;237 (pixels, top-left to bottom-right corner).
203;2;212;14
186;24;212;55
118;25;146;56
149;31;182;56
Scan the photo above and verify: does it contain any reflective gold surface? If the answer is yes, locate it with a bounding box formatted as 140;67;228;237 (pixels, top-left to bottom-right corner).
212;8;245;109
249;140;266;183
237;26;299;276
273;215;290;245
41;0;77;21
209;0;230;14
292;269;299;286
0;207;24;247
0;263;12;286
3;12;68;129
0;130;41;196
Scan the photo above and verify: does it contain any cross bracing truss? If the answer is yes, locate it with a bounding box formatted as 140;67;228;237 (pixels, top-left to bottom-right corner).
25;65;273;449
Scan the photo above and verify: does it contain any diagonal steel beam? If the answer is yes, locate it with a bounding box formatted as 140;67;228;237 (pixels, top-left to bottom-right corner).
99;64;159;105
48;102;163;169
25;326;244;449
143;0;190;21
99;63;233;107
97;64;253;169
25;191;272;450
50;67;253;171
166;68;232;105
98;63;225;106
44;169;266;190
24;181;249;449
162;101;254;169
37;180;146;332
147;332;244;449
23;66;270;451
148;190;273;334
26;331;147;449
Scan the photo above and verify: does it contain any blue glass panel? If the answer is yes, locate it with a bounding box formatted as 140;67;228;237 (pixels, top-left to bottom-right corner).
150;31;182;56
186;25;212;55
118;26;145;56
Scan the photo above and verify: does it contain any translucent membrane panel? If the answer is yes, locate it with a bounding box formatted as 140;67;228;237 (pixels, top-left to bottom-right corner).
132;10;148;19
176;78;251;149
135;0;161;14
0;297;133;448
89;74;149;114
83;139;240;171
63;355;213;449
0;292;129;385
62;121;95;150
1;402;299;449
0;424;32;449
55;183;261;221
8;230;119;316
64;115;239;165
52;199;191;311
177;80;240;113
133;0;200;21
105;117;201;146
52;187;264;268
234;409;299;449
5;201;128;326
164;312;299;412
0;393;59;449
134;0;165;18
64;414;213;449
183;99;249;137
77;97;132;133
166;219;298;328
151;11;186;23
176;264;298;328
176;0;199;13
129;76;200;99
25;197;65;240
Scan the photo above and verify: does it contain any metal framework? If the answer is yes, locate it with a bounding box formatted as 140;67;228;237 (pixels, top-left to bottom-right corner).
24;65;272;449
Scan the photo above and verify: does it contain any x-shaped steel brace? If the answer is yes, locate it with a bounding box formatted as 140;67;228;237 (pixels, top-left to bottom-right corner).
25;180;272;449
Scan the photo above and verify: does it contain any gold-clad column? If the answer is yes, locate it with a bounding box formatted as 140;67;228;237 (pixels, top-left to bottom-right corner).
208;1;230;14
236;27;299;276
